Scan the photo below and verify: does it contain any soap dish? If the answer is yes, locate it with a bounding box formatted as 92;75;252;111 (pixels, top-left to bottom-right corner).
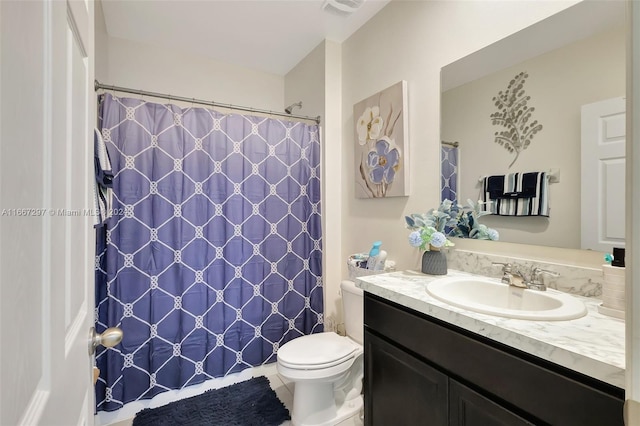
597;304;625;320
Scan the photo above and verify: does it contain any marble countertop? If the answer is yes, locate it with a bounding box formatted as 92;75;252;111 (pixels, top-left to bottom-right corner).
356;269;625;388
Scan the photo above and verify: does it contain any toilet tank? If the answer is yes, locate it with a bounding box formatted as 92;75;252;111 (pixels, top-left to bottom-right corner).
340;280;364;345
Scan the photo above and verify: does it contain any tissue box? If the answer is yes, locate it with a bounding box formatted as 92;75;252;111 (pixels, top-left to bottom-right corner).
598;264;625;319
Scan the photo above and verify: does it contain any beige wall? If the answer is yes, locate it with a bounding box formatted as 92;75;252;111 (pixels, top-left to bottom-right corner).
323;41;343;328
442;25;625;249
95;0;109;82
284;41;332;326
285;41;325;119
284;41;345;330
105;36;284;111
340;0;586;275
627;0;640;411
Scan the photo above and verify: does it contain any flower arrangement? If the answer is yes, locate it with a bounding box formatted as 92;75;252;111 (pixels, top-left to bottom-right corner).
449;199;500;241
405;199;499;251
405;199;458;251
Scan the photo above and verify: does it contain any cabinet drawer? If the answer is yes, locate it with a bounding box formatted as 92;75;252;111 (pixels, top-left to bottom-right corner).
364;293;624;426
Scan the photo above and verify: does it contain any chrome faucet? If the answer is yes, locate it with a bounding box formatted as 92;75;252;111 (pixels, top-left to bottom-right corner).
527;266;560;291
492;262;527;288
492;263;559;291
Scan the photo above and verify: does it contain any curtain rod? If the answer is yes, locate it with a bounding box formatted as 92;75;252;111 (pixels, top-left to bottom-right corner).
441;140;459;147
94;80;321;125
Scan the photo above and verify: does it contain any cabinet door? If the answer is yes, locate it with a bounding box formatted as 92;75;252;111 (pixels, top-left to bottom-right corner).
449;380;534;426
365;330;448;426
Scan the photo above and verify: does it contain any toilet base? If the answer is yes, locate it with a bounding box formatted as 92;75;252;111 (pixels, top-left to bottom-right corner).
291;380;362;426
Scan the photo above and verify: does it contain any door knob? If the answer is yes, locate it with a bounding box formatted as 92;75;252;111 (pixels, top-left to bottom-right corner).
89;326;123;355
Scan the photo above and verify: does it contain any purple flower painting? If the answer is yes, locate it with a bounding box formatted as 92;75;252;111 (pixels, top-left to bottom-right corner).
353;81;409;198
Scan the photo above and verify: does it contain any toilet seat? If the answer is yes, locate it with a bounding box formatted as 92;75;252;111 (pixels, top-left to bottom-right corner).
277;332;360;370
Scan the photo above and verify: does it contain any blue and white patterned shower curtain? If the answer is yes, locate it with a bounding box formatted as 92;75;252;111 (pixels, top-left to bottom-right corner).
95;93;323;412
441;145;458;202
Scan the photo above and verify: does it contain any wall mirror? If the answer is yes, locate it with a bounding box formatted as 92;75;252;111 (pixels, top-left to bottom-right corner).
440;1;625;251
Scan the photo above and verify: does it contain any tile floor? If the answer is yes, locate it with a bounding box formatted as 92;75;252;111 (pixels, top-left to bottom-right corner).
107;363;362;426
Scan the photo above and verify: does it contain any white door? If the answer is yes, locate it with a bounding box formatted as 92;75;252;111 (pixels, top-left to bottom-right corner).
581;97;626;252
1;1;96;425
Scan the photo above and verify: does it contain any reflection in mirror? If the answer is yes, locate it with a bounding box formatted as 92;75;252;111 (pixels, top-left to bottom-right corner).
440;1;625;251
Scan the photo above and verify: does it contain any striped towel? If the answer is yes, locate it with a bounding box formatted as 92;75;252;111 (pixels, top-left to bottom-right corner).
482;172;549;216
93;128;113;225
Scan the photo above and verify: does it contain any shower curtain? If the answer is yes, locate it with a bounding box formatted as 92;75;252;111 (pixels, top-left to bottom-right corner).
441;145;458;202
94;93;323;412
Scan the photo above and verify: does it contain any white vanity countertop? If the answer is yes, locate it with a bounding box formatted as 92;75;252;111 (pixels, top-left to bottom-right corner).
356;269;625;388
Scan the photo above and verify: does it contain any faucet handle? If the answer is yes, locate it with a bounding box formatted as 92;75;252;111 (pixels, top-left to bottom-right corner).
492;262;515;286
530;267;559;283
492;262;512;272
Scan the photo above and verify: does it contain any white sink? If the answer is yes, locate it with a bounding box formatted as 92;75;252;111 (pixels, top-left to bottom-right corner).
426;276;587;321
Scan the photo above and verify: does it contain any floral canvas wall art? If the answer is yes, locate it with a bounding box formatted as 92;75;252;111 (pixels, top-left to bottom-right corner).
354;81;409;198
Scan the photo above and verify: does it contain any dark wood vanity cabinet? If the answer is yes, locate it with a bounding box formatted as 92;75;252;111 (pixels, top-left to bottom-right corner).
364;293;624;426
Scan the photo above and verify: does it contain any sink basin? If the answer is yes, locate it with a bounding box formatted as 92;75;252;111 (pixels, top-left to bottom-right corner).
426;276;587;321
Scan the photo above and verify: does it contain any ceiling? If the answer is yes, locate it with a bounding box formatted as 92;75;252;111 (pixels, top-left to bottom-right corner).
100;0;391;76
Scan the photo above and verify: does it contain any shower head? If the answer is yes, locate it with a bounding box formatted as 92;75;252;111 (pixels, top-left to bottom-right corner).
285;101;302;115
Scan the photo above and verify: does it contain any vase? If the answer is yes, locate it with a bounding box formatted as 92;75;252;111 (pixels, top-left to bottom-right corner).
421;246;447;275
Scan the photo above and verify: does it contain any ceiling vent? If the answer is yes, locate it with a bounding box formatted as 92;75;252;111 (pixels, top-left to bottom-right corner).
322;0;366;16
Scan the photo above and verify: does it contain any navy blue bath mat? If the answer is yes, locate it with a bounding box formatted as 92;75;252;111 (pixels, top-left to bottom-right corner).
132;376;290;426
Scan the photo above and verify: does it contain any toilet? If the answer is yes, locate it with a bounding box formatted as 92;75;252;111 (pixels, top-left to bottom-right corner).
277;280;364;426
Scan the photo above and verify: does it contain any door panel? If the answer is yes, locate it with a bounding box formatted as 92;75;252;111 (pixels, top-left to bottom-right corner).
0;1;95;425
581;97;626;252
66;11;90;336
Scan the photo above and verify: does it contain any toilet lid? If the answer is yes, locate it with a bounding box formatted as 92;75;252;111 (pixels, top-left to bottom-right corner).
277;332;359;370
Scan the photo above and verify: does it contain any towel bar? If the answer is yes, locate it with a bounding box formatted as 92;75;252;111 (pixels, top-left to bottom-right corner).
478;168;560;183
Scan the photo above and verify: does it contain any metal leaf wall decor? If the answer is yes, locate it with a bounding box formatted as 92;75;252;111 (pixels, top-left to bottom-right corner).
490;72;543;168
